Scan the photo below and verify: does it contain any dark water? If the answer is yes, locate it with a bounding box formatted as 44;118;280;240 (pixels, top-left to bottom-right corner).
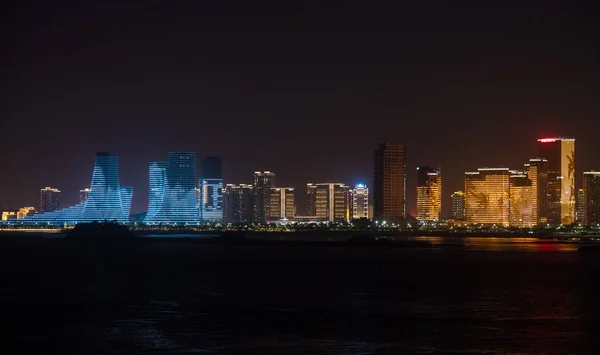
3;238;600;354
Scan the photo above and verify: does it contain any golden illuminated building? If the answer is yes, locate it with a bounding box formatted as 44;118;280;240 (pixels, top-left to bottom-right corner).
509;171;535;227
416;166;442;221
17;207;36;219
269;187;295;220
537;138;575;225
450;191;465;220
1;211;17;221
306;183;350;222
524;158;548;225
465;168;510;226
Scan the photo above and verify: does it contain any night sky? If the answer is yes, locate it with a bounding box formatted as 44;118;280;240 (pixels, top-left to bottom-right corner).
3;1;599;215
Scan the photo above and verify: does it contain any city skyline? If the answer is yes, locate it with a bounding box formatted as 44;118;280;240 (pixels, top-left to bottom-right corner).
3;2;599;216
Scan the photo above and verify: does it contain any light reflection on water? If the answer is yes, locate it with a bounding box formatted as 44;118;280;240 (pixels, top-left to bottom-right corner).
405;236;585;252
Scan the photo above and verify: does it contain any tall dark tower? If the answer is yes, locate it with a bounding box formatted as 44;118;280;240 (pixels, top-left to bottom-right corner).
373;143;406;223
253;171;276;223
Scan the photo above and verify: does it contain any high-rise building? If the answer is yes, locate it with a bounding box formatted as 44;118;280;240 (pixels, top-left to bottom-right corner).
253;171;275;223
352;183;369;219
25;153;133;224
465;168;510;226
40;187;60;214
416;166;442;222
144;152;198;224
199;157;223;222
17;207;36;219
146;162;168;222
577;188;585;223
373;143;406;223
450;191;465;220
306;183;317;216
509;171;535;228
79;188;91;204
306;183;350;222
583;172;600;226
524;158;548;225
223;184;254;224
537;138;576;225
269;187;295;220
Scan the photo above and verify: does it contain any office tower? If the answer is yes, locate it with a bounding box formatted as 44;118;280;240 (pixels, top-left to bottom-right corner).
352;183;369;219
524;158;548;225
577;188;585;223
450;191;465;220
253;171;276;223
145;162;168;222
465;168;510;226
79;188;91;203
416;166;442;222
509;171;535;227
269;187;295;220
223;184;254;224
583;172;600;226
306;183;317;216
306;183;351;222
537;138;576;224
199;157;224;222
373;143;406;223
145;152;198;224
25;153;133;224
40;187;60;214
17;207;36;219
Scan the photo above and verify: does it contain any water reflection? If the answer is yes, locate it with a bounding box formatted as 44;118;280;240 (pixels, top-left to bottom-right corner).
405;236;584;252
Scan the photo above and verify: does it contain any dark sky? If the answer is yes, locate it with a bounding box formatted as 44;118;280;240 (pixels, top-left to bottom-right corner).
2;0;599;215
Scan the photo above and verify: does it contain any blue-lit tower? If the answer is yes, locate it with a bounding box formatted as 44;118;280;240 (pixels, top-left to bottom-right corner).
199;157;223;222
145;152;199;224
23;152;133;224
145;162;167;222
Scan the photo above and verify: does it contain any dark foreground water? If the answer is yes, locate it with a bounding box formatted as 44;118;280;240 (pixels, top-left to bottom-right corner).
3;238;600;354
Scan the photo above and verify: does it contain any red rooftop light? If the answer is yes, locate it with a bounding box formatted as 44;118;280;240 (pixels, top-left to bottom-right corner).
538;138;557;143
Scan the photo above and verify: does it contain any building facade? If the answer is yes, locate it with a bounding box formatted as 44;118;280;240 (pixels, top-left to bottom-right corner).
223;184;254;224
450;191;465;220
40;187;60;214
17;207;36;219
199;157;223;222
79;188;91;204
465;168;510;226
253;171;276;223
352;183;369;219
583;172;600;226
373;143;406;223
509;171;535;227
144;152;198;224
24;153;133;224
537;138;576;225
416;166;442;222
269;187;295;220
307;183;350;222
524;158;548;225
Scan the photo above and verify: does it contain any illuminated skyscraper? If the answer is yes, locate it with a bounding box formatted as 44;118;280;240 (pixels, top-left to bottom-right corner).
509;171;535;227
583;172;600;226
40;187;60;214
199;157;223;222
253;171;275;223
450;191;465;220
373;143;406;223
145;152;198;224
416;166;442;222
25;153;133;224
465;168;510;226
524;158;548;225
79;188;91;203
537;138;576;225
269;187;295;220
352;183;369;219
223;184;254;224
306;183;350;222
577;188;585;223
